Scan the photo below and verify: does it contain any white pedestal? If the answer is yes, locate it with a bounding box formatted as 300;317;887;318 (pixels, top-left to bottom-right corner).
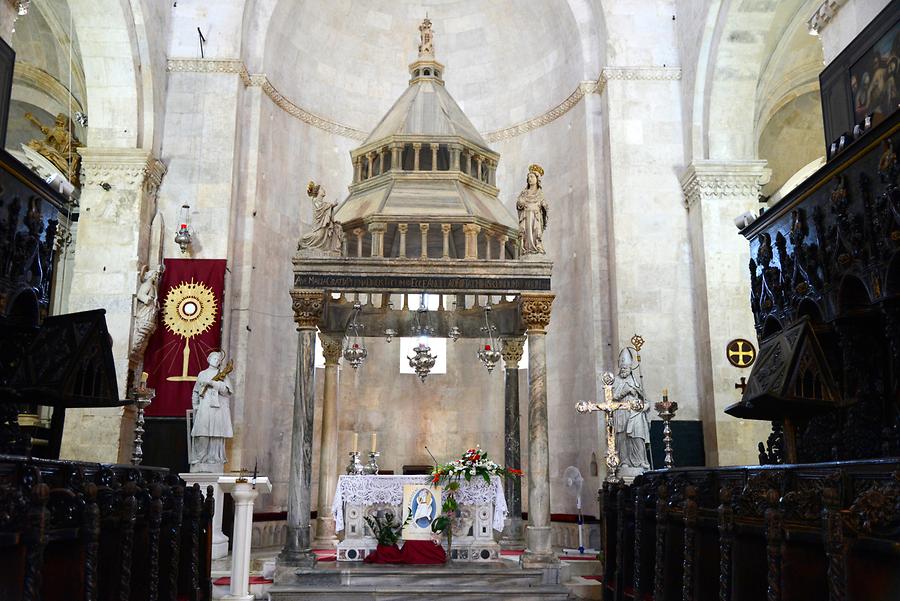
180;472;230;559
220;477;273;601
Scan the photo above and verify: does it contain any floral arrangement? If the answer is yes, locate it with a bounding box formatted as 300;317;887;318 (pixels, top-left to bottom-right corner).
429;446;522;560
430;446;523;486
364;511;410;547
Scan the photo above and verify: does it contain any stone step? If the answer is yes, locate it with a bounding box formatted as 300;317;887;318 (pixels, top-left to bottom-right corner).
267;584;571;601
281;564;548;588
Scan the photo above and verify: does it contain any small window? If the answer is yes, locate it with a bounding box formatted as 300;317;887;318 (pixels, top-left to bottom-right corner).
424;69;431;76
435;70;441;78
414;69;420;77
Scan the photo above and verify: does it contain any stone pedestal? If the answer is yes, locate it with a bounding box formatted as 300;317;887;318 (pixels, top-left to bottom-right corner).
180;472;229;559
499;336;526;550
277;291;323;571
519;294;557;568
220;476;273;601
312;333;342;549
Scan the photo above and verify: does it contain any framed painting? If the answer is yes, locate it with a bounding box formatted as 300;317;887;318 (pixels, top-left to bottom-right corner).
819;0;900;153
401;484;442;540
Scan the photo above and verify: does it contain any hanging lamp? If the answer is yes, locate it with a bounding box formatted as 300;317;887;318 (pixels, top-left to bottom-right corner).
343;302;368;368
408;293;437;381
477;304;501;373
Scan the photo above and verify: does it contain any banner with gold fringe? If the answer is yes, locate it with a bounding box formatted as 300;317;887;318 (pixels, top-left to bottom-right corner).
143;258;226;417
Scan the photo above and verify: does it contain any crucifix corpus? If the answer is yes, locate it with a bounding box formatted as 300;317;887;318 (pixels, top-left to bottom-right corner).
576;372;645;483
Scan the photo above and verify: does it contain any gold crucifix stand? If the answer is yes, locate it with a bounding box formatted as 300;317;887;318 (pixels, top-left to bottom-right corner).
576;372;644;483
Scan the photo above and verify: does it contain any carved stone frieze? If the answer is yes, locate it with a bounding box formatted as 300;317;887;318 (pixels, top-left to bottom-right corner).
291;290;324;330
807;0;849;35
520;293;554;333
78;148;166;197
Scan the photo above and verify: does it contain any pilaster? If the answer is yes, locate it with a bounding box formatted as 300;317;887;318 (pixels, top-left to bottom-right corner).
680;160;771;467
61;148;166;464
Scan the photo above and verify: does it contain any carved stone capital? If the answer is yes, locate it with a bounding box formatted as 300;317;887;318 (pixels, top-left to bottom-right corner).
319;333;343;365
291;289;324;330
520;293;555;333
501;336;526;368
679;160;771;209
78;148;166;197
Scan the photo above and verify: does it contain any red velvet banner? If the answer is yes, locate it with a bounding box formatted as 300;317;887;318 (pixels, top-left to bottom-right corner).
143;258;227;417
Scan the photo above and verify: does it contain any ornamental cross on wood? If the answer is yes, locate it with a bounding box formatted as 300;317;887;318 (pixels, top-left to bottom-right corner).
576;372;641;483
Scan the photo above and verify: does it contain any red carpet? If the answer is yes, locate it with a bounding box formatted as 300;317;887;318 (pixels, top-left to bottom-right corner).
313;548;337;562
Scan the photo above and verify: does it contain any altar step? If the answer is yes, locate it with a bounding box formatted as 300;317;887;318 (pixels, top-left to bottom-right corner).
269;563;571;600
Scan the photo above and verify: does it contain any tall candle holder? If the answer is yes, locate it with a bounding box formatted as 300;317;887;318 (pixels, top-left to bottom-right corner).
364;451;380;475
131;380;155;465
346;451;366;475
654;388;678;469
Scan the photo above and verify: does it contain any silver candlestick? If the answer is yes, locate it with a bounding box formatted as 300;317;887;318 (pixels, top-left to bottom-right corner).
131;382;155;465
364;451;380;475
654;388;678;469
346;451;366;475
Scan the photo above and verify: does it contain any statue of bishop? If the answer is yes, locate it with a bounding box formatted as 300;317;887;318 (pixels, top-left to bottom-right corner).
611;347;651;475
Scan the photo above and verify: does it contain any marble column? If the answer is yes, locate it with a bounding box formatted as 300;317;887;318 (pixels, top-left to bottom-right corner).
278;290;323;568
313;333;342;549
500;336;526;550
520;293;557;567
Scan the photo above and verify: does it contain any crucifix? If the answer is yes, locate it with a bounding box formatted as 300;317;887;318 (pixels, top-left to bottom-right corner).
576;372;644;483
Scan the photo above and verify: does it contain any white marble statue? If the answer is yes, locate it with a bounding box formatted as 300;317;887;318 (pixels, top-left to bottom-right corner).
611;347;651;474
129;264;163;364
190;351;234;472
517;164;548;255
298;181;344;254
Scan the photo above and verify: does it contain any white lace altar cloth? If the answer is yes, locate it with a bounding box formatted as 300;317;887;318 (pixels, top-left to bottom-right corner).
331;474;508;533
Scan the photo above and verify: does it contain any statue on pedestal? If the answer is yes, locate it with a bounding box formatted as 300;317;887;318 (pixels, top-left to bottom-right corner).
517;164;548;255
129;264;163;364
611;347;651;475
298;181;344;255
190;351;234;472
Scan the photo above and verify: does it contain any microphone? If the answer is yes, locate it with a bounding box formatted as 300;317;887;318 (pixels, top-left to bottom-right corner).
425;446;438;466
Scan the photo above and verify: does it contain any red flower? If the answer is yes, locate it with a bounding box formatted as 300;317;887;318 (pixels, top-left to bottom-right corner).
473;455;480;461
508;468;523;476
431;474;440;483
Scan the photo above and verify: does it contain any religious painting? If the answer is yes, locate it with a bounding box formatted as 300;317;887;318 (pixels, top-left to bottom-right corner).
849;18;900;125
401;484;442;540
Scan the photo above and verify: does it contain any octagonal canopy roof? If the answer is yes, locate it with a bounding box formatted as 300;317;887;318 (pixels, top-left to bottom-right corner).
362;77;490;150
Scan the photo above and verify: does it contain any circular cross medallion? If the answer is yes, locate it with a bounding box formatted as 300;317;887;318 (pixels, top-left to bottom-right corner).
726;339;756;368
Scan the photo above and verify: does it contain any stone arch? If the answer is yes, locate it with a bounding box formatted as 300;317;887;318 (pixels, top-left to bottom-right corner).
697;0;823;161
797;298;825;323
68;0;143;149
761;315;784;339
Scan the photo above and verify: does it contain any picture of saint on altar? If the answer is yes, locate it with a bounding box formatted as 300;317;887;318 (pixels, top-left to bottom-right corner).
402;485;442;540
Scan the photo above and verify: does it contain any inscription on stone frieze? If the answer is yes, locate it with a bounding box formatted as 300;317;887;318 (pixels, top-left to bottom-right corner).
293;273;551;292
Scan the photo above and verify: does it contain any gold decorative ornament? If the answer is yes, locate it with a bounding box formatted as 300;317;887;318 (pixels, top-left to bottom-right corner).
163;279;219;381
630;333;645;361
528;164;544;178
307;180;320;197
726;338;756;369
520;293;555;332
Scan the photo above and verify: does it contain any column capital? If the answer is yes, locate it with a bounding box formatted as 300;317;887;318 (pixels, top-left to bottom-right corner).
807;0;849;35
462;223;481;234
520;293;554;333
501;336;526;368
679;160;770;209
419;222;430;232
397;223;409;233
319;332;343;365
412;142;422;150
79;147;166;195
367;222;387;233
441;223;452;234
290;289;324;330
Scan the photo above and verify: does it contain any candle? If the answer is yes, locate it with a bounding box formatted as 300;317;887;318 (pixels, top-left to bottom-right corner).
352;432;358;453
371;433;377;453
663;388;669;400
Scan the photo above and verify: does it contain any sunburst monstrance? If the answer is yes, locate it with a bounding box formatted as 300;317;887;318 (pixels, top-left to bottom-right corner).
163;278;218;382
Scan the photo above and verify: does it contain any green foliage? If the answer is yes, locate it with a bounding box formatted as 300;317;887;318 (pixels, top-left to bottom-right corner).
364;511;409;546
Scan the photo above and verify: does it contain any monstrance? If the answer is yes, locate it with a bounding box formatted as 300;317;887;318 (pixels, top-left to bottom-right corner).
163;278;218;382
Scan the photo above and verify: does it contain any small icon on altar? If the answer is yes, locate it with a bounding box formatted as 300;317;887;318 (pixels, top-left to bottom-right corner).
402;484;442;540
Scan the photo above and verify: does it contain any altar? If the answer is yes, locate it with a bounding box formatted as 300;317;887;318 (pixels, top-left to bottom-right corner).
332;475;507;562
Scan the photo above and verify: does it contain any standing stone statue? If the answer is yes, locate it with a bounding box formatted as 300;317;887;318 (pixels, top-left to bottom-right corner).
517;164;548;255
190;351;234;472
298;181;344;255
129;264;163;364
611;347;651;475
